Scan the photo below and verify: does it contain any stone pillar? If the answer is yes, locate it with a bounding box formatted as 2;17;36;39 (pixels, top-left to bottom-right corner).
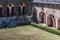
37;11;40;23
53;18;54;27
52;17;56;27
35;7;42;23
19;6;23;15
16;5;19;20
36;9;41;23
9;7;12;16
56;18;58;29
46;15;48;26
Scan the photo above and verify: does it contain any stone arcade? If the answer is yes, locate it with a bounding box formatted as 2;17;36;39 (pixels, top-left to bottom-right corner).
31;0;60;29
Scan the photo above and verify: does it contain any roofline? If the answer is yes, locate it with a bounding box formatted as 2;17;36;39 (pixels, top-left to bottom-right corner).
32;2;60;4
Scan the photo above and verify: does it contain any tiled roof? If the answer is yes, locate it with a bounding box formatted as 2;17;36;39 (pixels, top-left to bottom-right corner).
33;0;60;4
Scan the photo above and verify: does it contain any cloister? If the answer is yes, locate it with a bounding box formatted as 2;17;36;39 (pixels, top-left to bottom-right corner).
0;0;60;30
30;0;60;30
32;5;60;29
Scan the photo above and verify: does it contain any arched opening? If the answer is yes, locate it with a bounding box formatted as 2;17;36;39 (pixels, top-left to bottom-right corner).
18;3;26;16
7;7;10;17
11;7;14;16
47;14;55;27
32;7;38;23
39;11;46;23
18;5;21;15
7;4;14;17
0;5;2;17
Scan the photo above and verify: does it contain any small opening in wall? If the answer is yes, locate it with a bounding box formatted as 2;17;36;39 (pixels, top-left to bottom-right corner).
7;7;10;17
18;6;21;15
0;5;3;17
0;7;2;17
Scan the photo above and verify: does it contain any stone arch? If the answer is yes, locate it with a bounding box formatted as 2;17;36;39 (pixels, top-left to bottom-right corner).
47;14;56;27
32;7;38;23
18;2;26;16
6;4;14;17
39;11;46;24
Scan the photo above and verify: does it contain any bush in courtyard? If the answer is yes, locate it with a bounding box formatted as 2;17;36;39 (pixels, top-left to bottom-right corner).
26;16;32;23
30;22;60;35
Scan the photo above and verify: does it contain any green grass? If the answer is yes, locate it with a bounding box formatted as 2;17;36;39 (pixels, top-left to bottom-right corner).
0;25;60;40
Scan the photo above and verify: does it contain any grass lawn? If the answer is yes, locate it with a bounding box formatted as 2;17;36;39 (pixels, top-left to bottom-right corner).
0;25;60;40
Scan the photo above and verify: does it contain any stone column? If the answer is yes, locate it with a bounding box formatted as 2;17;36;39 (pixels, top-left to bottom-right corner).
35;7;42;24
46;15;48;26
52;17;56;27
56;18;58;29
21;6;23;15
19;5;23;15
52;6;56;27
9;7;12;17
36;9;40;24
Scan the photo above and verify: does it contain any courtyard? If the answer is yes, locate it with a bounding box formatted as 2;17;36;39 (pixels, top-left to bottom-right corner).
0;25;60;40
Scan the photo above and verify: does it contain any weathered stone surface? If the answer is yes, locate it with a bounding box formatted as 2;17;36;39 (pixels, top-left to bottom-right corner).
33;3;60;29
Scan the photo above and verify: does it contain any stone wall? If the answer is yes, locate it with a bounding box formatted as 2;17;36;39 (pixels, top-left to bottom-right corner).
0;0;30;26
32;3;60;29
0;0;29;16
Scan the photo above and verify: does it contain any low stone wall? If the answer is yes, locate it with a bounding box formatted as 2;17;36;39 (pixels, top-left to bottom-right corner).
0;16;29;28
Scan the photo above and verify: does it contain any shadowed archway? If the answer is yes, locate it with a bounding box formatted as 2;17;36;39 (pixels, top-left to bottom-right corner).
47;14;55;27
39;11;46;24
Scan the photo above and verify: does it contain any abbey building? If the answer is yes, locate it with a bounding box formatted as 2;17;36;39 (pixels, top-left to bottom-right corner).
0;0;60;29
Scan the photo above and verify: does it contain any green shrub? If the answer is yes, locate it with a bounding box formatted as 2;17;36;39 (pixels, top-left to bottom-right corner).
30;22;60;36
26;16;32;23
